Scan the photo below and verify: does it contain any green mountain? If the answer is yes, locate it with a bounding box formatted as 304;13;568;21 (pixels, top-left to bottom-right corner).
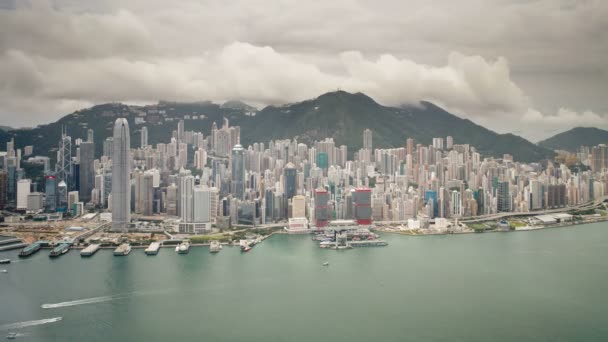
0;91;554;163
538;127;608;151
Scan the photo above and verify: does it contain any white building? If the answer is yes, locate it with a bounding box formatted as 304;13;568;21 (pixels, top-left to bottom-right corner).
291;195;306;218
17;179;31;210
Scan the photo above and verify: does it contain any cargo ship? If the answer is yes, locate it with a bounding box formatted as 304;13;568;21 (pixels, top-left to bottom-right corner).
49;243;70;258
176;241;190;254
80;244;101;257
113;243;131;256
145;242;161;255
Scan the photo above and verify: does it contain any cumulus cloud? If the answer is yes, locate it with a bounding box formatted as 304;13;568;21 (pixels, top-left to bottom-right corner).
0;0;606;141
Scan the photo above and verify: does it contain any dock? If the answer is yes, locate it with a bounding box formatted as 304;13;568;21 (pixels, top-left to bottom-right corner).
19;241;48;257
0;238;22;246
80;244;101;257
49;243;71;258
0;243;27;251
144;242;161;255
349;240;388;247
113;244;131;256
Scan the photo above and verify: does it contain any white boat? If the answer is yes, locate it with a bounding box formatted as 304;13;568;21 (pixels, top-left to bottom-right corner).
6;332;17;339
209;241;222;253
0;269;7;273
177;241;190;254
323;262;329;266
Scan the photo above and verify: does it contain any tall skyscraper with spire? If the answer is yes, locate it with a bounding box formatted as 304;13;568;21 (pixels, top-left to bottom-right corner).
112;118;131;231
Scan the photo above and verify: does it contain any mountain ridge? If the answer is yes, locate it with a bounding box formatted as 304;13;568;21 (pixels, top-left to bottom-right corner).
538;127;608;151
0;91;555;163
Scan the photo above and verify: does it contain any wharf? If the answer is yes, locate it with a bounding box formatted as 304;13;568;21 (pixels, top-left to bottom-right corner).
19;241;47;257
144;242;161;255
80;244;101;257
349;240;388;247
0;238;22;246
0;243;27;251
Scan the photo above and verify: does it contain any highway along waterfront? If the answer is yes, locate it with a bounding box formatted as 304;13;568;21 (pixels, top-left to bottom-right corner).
1;222;608;342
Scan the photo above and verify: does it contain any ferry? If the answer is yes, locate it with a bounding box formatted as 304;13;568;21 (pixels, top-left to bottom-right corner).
113;244;131;256
49;243;70;258
176;241;190;254
0;259;10;264
80;244;101;257
19;241;44;257
209;240;222;253
145;242;161;255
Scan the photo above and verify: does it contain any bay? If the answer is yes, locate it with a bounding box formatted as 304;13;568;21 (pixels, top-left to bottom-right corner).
1;222;608;341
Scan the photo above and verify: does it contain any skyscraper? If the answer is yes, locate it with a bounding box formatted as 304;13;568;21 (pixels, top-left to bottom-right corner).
314;188;329;227
0;171;6;210
112;118;131;231
87;128;94;143
284;163;297;200
44;175;58;212
231;144;245;199
141;126;148;149
56;130;72;190
497;181;510;212
363;129;373;150
79;141;94;203
353;187;372;225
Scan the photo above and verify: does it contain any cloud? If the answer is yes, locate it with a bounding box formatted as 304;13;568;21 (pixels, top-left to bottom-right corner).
0;0;606;141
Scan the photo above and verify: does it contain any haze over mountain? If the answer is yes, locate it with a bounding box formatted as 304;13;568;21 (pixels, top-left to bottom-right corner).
538;127;608;151
0;91;554;163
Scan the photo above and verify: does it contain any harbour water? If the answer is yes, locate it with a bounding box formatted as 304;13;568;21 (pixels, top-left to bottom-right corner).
1;222;608;341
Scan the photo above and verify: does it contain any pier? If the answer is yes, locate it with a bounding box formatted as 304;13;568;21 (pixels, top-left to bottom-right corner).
18;241;48;257
0;238;22;246
144;242;161;255
80;244;101;257
0;243;27;251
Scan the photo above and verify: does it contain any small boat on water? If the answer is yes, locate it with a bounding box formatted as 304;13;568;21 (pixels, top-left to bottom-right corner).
6;332;17;339
176;241;190;254
113;243;131;256
241;245;252;252
0;259;10;264
209;240;222;253
323;262;329;266
0;269;7;273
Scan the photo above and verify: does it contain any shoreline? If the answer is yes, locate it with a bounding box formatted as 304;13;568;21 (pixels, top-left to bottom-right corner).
377;216;608;237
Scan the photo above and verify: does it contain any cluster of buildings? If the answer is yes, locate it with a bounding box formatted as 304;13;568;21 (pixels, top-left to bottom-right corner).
0;114;607;233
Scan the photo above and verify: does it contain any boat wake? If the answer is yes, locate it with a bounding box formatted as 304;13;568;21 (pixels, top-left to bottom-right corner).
41;289;177;310
41;296;117;309
0;317;62;330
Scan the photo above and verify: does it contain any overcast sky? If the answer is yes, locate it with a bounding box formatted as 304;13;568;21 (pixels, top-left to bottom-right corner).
0;0;606;141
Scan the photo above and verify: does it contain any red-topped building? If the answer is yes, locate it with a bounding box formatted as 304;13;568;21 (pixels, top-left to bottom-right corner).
353;188;372;225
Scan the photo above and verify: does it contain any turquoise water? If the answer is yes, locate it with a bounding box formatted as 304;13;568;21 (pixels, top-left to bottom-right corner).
1;223;608;341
